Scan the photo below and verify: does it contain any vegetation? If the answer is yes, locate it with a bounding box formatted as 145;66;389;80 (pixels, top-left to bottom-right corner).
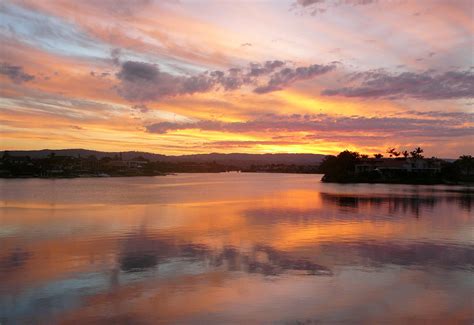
0;151;320;178
319;150;361;182
1;148;473;183
243;164;319;174
320;148;474;184
0;152;237;178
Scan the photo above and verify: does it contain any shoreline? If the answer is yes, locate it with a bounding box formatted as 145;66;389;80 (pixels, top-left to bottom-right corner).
322;180;474;186
1;172;473;186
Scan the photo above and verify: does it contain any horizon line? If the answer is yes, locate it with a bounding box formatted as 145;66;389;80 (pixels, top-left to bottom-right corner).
0;148;463;160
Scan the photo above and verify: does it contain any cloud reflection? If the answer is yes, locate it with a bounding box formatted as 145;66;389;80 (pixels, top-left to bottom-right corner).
116;228;474;278
118;231;334;276
1;176;473;323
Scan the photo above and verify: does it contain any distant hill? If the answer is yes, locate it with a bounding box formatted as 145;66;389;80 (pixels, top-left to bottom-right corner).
1;149;326;168
1;149;167;161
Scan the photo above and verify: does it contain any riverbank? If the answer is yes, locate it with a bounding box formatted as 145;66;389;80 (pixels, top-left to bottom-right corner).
0;172;170;179
321;174;474;185
319;150;473;186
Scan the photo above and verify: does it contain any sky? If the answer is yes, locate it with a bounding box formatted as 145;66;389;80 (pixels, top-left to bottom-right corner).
0;0;473;157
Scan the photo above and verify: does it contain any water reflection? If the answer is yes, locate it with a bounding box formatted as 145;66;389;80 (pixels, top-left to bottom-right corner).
0;174;473;323
0;248;31;273
320;192;439;217
119;230;334;276
119;229;166;272
320;241;474;271
117;228;474;277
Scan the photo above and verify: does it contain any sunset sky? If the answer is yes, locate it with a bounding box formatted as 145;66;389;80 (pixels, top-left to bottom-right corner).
0;0;472;157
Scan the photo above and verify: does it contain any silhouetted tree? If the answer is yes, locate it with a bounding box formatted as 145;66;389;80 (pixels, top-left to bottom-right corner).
459;155;473;161
374;153;383;159
387;148;400;157
402;150;409;158
410;147;424;159
320;151;361;182
134;156;149;162
456;155;474;176
100;156;112;163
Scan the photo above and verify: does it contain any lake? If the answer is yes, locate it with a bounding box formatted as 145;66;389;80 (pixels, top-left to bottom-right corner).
1;173;473;324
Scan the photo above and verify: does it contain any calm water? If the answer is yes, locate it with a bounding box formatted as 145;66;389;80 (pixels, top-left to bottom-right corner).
0;173;473;324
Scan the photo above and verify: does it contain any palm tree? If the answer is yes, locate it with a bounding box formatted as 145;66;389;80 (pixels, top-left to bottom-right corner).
2;151;10;160
410;147;424;159
386;148;401;158
457;155;474;175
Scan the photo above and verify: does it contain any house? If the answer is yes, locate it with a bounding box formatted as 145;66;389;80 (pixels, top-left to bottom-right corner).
3;155;32;166
105;159;147;169
125;160;147;169
355;158;443;175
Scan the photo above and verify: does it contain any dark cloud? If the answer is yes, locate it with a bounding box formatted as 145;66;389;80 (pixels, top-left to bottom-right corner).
247;60;286;77
254;64;336;93
117;61;160;82
204;140;297;148
116;61;199;101
241;43;252;47
0;63;35;83
118;61;472;103
111;48;122;66
297;0;377;7
145;111;474;139
90;71;111;78
132;104;150;113
404;110;473;119
294;0;377;15
209;68;247;91
116;60;336;101
297;0;325;6
322;69;474;100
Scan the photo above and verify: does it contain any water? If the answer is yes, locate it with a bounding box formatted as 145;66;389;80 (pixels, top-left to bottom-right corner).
0;173;473;324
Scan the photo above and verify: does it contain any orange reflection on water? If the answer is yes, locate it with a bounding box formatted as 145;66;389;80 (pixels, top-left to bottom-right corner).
0;174;473;323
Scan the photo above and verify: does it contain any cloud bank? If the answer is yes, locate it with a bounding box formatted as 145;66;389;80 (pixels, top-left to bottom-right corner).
145;111;474;139
0;63;35;83
116;60;337;101
323;69;474;100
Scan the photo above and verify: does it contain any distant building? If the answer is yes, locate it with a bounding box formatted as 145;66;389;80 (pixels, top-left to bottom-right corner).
105;160;127;168
3;156;32;166
125;160;147;169
105;159;147;169
79;156;99;172
355;158;443;175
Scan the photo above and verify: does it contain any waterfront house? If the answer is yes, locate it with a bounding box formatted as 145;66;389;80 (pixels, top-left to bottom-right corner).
355;158;443;175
